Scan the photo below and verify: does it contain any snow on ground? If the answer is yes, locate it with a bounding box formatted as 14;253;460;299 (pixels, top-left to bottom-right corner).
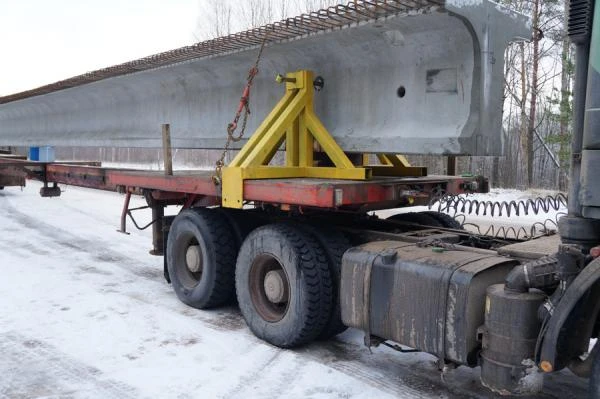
0;182;589;398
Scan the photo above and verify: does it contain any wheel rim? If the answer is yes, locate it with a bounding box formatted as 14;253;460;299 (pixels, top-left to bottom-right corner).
175;231;203;290
249;254;290;322
186;245;203;273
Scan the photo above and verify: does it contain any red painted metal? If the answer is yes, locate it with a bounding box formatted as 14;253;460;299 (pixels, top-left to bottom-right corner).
0;158;488;210
183;194;198;209
150;191;187;201
107;170;219;196
119;191;132;234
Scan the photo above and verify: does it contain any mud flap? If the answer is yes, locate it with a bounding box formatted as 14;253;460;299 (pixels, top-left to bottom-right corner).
162;215;176;284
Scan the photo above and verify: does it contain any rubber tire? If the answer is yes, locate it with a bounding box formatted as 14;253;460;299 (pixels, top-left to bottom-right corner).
421;211;463;230
592;342;600;399
167;208;237;309
299;224;351;339
387;212;444;227
236;224;333;348
215;208;265;248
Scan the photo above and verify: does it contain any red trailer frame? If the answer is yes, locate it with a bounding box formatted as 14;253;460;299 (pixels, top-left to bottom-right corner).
0;156;486;210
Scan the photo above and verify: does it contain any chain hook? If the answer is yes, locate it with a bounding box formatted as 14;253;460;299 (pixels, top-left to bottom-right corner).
213;30;270;185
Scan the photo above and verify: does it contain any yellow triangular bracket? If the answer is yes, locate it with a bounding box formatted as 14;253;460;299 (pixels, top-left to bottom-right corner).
221;70;426;209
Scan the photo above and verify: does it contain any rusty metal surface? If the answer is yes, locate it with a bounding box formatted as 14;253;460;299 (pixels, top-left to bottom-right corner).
0;1;529;155
340;241;518;365
0;170;25;188
0;157;487;209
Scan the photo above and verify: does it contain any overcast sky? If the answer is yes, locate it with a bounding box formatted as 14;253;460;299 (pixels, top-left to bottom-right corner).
0;1;338;96
0;0;199;95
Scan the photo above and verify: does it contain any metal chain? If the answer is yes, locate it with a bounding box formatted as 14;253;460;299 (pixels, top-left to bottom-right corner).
213;31;270;185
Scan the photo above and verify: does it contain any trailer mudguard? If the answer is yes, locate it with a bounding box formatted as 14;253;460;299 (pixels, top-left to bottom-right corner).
539;258;600;372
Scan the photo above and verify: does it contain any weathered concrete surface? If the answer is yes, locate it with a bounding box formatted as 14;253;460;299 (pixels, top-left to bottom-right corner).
0;1;528;155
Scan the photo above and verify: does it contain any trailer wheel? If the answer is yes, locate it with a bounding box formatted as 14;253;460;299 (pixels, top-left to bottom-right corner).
167;208;237;309
421;211;463;229
235;224;333;348
215;208;264;247
592;342;600;399
300;224;350;339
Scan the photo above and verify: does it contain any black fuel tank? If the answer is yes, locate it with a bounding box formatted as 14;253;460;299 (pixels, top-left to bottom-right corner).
340;241;518;365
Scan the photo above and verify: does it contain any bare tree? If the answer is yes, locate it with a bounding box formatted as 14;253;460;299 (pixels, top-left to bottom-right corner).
499;0;570;189
195;0;347;41
197;0;232;39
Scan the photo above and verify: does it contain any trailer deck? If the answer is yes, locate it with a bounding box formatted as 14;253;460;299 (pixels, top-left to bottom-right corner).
0;156;486;210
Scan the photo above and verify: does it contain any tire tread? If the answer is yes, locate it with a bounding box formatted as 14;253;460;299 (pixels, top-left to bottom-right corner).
236;223;333;348
192;208;238;308
299;224;350;339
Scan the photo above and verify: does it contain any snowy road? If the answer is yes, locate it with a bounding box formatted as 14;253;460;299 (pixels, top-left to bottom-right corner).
0;182;590;398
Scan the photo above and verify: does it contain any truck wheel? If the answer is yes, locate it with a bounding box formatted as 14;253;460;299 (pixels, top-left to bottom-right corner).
167;208;237;309
300;224;350;339
592;342;600;399
421;211;463;229
216;208;264;247
235;224;333;348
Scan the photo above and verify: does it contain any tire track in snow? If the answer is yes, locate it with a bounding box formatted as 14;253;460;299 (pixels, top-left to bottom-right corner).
0;195;477;398
0;332;137;399
0;195;163;280
218;347;282;399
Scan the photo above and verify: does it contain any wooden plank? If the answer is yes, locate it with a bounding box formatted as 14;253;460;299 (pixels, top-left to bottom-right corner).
162;124;173;176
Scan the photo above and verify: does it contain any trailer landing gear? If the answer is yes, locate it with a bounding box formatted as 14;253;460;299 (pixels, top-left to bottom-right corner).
40;182;60;197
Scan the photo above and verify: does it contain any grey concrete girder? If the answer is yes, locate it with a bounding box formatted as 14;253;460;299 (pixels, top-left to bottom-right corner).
0;1;529;156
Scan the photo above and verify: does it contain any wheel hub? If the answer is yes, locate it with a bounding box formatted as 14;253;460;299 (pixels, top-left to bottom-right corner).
185;245;203;273
263;269;288;304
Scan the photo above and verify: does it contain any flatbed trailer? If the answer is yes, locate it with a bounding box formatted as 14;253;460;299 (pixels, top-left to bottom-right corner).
0;157;484;207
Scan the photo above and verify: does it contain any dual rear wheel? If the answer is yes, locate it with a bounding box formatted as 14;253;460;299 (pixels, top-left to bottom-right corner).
166;209;347;347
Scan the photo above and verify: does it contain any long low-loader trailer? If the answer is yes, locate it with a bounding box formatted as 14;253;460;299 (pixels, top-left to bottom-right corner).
1;0;600;396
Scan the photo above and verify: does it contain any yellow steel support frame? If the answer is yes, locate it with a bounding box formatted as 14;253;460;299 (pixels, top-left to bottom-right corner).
367;154;428;177
221;70;426;209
